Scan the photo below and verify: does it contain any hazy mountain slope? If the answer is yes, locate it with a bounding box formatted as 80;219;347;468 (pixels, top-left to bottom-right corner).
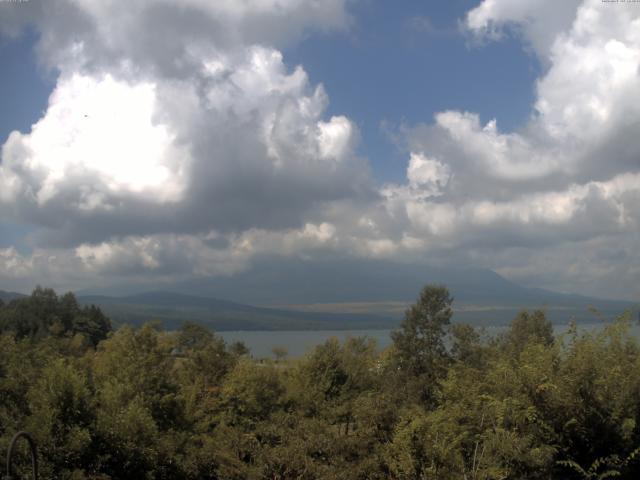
75;257;638;329
78;291;396;331
0;289;28;302
78;288;637;331
172;257;634;309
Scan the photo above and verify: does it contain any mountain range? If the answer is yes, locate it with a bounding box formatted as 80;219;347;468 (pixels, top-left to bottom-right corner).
3;258;638;330
77;291;395;331
0;290;27;303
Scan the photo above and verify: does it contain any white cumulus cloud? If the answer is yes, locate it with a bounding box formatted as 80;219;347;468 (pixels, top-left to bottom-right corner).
1;0;640;301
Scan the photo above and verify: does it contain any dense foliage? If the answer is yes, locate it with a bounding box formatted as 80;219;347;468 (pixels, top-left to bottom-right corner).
1;286;639;479
0;287;111;346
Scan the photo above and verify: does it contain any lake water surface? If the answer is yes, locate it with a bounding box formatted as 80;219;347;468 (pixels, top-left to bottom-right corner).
219;322;640;358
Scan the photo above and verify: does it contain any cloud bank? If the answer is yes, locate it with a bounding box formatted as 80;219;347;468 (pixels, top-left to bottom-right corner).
0;0;639;301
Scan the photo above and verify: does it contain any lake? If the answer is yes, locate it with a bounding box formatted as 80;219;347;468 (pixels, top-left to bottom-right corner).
219;322;640;358
219;329;394;358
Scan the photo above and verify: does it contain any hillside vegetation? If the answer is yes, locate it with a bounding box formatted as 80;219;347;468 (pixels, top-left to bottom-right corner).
79;292;396;331
1;286;639;479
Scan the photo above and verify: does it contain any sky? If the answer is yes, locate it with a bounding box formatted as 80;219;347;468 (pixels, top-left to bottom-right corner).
0;0;638;301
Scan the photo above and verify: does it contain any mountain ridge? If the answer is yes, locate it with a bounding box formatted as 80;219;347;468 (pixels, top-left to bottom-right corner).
167;257;636;309
4;259;637;330
76;291;396;331
0;290;28;302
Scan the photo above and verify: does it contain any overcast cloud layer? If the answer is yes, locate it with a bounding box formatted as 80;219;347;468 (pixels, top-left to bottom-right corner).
0;0;639;301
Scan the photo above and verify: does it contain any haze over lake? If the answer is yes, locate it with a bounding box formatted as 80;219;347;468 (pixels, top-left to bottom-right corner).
219;322;640;358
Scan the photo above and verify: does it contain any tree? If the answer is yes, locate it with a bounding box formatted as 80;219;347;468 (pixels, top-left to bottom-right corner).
391;284;453;404
26;360;95;479
504;310;554;355
0;288;111;346
272;346;288;362
450;323;485;368
228;341;250;357
177;321;215;352
219;358;286;428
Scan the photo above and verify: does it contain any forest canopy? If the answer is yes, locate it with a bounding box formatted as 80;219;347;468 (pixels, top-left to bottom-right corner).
0;286;639;479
